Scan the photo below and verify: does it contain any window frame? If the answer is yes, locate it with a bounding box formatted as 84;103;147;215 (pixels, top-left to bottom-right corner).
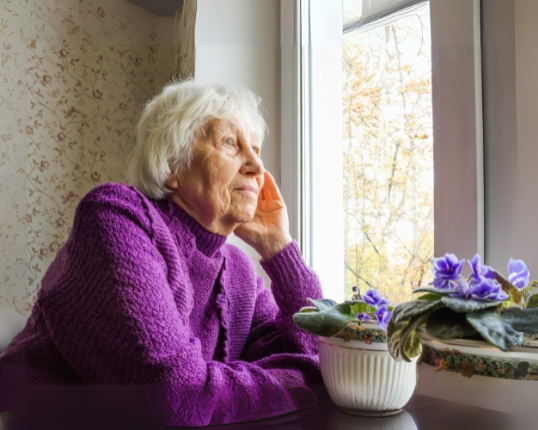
281;0;345;302
280;0;485;302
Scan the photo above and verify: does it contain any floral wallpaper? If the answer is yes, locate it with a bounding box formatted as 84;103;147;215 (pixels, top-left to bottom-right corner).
0;0;175;315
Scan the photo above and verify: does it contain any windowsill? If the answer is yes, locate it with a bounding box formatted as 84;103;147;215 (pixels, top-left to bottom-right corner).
416;363;535;414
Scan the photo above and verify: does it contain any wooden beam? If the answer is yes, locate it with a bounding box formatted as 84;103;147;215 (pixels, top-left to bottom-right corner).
175;0;197;80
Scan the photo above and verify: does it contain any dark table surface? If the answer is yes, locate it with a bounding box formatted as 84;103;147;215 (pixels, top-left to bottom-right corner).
200;384;534;430
2;382;533;430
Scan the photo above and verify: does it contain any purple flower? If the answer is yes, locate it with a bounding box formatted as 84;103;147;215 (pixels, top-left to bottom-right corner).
356;313;372;322
508;259;529;290
378;297;390;308
375;307;392;332
430;254;465;290
352;285;359;293
470;254;495;282
451;276;508;302
453;279;470;298
363;289;384;307
470;276;509;301
375;305;388;322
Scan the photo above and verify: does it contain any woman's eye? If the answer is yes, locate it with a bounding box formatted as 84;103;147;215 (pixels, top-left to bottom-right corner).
224;138;234;146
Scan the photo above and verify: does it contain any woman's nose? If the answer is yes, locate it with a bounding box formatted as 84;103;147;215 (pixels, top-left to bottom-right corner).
242;147;264;177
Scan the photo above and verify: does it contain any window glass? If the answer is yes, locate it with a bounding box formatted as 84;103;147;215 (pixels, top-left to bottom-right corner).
343;5;433;304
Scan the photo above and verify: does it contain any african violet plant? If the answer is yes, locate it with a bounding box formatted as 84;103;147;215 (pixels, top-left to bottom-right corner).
387;254;538;362
293;288;393;339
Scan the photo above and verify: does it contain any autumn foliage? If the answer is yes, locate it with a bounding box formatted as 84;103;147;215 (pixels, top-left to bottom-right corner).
343;15;434;305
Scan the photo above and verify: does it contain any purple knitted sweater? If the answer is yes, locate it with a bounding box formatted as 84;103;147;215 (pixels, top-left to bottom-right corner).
0;183;323;426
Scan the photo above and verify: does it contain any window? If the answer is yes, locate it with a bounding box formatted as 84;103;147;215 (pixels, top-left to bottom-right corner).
342;4;433;304
281;0;483;305
281;0;535;412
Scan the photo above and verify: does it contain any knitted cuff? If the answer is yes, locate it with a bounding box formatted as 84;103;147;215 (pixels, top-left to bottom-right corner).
260;241;321;312
260;241;309;286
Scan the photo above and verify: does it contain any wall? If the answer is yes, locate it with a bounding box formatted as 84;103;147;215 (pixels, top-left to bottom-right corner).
0;0;175;315
195;0;281;286
483;0;518;271
430;0;484;262
0;0;282;311
512;0;538;273
483;3;538;284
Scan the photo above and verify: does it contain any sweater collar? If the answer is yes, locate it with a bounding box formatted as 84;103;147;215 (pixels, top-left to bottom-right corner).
157;197;227;258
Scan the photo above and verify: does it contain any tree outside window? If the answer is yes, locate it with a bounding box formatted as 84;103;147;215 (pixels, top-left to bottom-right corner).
343;7;433;305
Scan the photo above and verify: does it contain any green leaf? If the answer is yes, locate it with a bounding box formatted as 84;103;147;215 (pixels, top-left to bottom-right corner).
495;272;523;305
392;299;444;324
402;330;422;362
387;318;406;361
426;307;478;339
417;293;442;301
466;309;524;351
501;307;538;334
413;287;453;295
521;280;538;297
400;313;430;362
441;296;503;313
307;298;338;311
298;306;318;313
387;311;430;362
526;294;538;309
349;302;368;315
293;303;356;337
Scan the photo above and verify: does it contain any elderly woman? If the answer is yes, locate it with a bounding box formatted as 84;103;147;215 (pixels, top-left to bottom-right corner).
0;81;323;426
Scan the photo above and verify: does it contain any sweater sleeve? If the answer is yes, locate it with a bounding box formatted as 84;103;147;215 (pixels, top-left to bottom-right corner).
38;185;316;427
240;242;324;368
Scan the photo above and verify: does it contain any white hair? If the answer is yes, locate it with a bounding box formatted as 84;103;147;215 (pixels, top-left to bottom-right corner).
126;80;268;199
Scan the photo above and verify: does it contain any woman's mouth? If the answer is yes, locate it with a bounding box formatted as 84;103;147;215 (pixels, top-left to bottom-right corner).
235;186;258;198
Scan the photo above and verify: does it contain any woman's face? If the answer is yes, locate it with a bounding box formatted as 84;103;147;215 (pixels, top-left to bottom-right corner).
166;118;265;236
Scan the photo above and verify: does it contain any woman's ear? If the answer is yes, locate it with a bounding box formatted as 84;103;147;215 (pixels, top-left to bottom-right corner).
165;172;179;190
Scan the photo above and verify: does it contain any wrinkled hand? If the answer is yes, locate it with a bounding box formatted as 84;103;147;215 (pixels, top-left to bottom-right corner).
234;171;292;261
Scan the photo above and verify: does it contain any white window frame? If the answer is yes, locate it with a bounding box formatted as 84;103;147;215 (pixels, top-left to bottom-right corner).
280;0;484;303
430;0;484;261
281;0;344;302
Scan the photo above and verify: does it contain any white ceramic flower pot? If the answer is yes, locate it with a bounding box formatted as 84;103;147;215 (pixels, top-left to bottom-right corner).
319;322;418;417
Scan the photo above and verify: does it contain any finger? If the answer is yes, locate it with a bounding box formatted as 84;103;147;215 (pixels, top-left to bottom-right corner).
264;187;272;200
256;174;264;194
263;171;283;201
